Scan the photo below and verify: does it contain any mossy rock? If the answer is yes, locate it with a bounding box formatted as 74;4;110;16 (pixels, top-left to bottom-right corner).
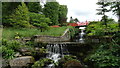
63;60;83;68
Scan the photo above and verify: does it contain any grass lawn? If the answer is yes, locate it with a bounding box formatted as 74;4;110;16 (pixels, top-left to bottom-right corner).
2;26;73;40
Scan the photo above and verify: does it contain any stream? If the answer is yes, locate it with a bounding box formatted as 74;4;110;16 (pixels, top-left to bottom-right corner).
46;44;69;68
45;26;86;68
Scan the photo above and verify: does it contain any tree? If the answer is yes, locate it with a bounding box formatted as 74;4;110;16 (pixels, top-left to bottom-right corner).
101;15;108;23
43;2;59;25
74;18;79;22
2;2;21;26
58;5;68;24
27;2;42;13
96;2;110;27
29;12;51;31
9;2;30;28
111;2;120;29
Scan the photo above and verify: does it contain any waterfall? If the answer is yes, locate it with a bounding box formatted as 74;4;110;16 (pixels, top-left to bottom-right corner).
79;27;86;43
46;44;69;68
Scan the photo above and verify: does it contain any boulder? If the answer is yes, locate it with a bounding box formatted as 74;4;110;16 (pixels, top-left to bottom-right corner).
14;52;22;57
17;47;35;56
18;47;30;53
9;56;35;68
63;60;83;68
2;59;10;68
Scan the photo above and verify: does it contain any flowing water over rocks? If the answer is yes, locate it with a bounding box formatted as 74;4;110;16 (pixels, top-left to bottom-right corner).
44;26;86;68
46;44;69;68
75;26;86;43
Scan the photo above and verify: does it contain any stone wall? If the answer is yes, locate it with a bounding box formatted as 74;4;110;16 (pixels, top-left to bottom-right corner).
33;28;71;43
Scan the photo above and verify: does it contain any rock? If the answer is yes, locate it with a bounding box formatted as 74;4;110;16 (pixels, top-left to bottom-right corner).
14;52;22;57
22;52;33;56
22;37;31;42
17;47;35;56
18;47;29;52
35;47;40;51
9;56;35;68
63;60;83;68
2;59;10;68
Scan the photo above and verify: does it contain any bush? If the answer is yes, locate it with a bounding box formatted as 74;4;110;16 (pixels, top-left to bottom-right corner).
86;21;119;36
58;55;81;67
2;46;16;59
113;32;120;45
87;42;120;68
32;58;54;68
2;39;21;50
86;21;106;36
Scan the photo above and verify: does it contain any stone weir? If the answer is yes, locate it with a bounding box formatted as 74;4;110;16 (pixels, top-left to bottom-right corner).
32;28;71;43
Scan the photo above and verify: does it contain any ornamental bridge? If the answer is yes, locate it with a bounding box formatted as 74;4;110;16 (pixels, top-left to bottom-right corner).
68;21;89;28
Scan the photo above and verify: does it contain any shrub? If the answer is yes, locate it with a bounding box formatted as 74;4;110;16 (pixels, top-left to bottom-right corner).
32;58;54;68
87;42;120;68
113;32;120;45
86;21;119;36
58;55;81;67
2;46;16;59
2;39;21;50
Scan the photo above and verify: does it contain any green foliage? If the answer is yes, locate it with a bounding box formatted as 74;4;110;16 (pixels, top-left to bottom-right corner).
29;12;51;31
27;2;42;13
9;2;30;28
1;46;16;59
86;21;119;36
2;2;21;27
113;32;120;45
86;21;105;36
29;13;51;25
87;42;120;68
96;2;110;15
43;2;60;25
58;5;68;24
111;2;120;28
1;39;18;60
32;58;54;68
2;2;21;16
58;55;81;67
74;18;79;22
68;26;79;38
2;39;20;50
39;47;47;54
96;2;111;27
3;26;70;40
63;55;77;61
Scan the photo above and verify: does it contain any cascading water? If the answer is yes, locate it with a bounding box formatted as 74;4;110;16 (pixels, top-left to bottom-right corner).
79;27;86;43
46;44;69;68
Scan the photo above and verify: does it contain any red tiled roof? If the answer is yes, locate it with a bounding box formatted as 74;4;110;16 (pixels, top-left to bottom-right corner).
68;21;89;26
68;23;78;26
